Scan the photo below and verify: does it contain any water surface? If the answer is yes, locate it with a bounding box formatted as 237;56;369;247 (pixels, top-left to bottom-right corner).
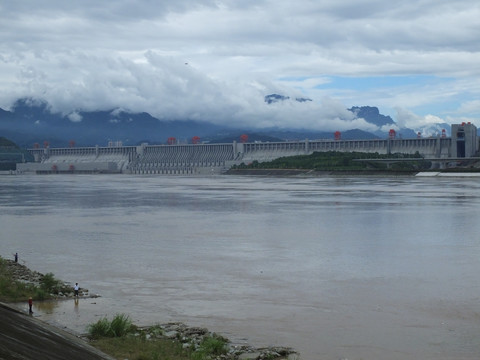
2;174;480;360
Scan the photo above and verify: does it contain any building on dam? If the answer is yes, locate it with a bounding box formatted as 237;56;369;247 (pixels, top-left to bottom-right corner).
16;122;479;175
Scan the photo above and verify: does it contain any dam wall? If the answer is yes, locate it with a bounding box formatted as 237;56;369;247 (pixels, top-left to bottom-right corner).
16;123;478;175
388;137;451;157
239;137;452;162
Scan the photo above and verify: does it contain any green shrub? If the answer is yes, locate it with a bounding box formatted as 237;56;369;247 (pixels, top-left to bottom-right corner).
200;335;228;355
40;272;61;294
34;288;46;301
0;257;62;302
110;313;134;337
192;334;228;359
87;313;134;339
0;273;38;302
88;317;111;339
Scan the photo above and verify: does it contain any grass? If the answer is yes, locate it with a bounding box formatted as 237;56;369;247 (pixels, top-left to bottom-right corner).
191;335;228;360
87;314;135;339
0;258;36;302
40;272;63;294
0;257;62;302
0;275;38;302
91;336;191;360
91;333;229;360
87;315;231;360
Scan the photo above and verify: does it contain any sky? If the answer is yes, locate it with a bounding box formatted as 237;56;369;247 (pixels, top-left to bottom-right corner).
1;0;479;134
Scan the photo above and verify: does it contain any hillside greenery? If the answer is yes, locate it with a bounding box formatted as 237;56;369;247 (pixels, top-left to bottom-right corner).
0;137;19;147
0;137;33;170
232;151;430;171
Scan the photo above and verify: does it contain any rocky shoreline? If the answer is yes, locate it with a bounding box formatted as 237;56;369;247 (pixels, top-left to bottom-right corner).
130;322;299;360
5;259;300;360
4;259;94;298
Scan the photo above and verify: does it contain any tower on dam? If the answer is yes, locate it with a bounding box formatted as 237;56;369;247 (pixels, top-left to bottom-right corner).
451;122;478;158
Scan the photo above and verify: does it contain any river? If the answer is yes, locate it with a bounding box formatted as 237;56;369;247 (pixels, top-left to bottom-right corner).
1;174;480;360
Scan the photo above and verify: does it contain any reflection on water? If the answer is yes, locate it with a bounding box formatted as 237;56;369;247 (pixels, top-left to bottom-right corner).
34;299;61;314
2;175;480;360
23;297;110;335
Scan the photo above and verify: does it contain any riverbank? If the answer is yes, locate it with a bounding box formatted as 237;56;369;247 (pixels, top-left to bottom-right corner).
1;257;300;360
2;258;93;299
225;168;480;177
225;168;418;176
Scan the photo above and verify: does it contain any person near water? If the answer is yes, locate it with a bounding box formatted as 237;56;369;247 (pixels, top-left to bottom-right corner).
14;253;18;263
74;283;79;297
28;297;33;313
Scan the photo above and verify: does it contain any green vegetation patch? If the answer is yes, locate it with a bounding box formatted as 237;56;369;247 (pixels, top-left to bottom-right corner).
0;137;34;170
88;315;230;360
87;313;135;339
191;335;228;360
0;256;64;302
91;336;190;360
232;151;429;171
0;257;35;302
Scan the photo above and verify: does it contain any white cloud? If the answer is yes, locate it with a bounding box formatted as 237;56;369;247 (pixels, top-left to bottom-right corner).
67;112;82;123
394;107;448;134
458;100;480;114
0;0;480;130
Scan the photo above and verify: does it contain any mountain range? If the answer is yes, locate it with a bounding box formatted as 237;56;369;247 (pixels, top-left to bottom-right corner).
0;97;444;148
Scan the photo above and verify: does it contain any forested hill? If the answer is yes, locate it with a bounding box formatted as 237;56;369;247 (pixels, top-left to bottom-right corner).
0;137;33;170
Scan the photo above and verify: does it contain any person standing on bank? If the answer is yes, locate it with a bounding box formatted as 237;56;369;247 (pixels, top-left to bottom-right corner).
28;297;33;313
14;252;18;263
74;283;79;297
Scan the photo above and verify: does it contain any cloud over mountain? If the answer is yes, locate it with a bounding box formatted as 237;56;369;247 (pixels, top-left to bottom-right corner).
0;1;478;132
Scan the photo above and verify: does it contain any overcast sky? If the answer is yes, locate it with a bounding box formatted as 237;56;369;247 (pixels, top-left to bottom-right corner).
1;0;479;133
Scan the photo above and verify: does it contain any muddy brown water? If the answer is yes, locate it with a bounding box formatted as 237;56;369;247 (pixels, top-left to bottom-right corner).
2;174;480;359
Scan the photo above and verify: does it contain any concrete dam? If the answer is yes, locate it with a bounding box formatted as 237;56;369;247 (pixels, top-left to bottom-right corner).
17;123;479;175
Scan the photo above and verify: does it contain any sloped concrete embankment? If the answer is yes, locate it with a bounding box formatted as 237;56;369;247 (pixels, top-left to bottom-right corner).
0;302;114;360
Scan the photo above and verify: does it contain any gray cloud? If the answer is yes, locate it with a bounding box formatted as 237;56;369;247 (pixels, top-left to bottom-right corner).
0;0;479;131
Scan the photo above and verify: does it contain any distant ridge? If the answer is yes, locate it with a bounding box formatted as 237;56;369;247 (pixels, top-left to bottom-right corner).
0;97;450;148
349;106;394;127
